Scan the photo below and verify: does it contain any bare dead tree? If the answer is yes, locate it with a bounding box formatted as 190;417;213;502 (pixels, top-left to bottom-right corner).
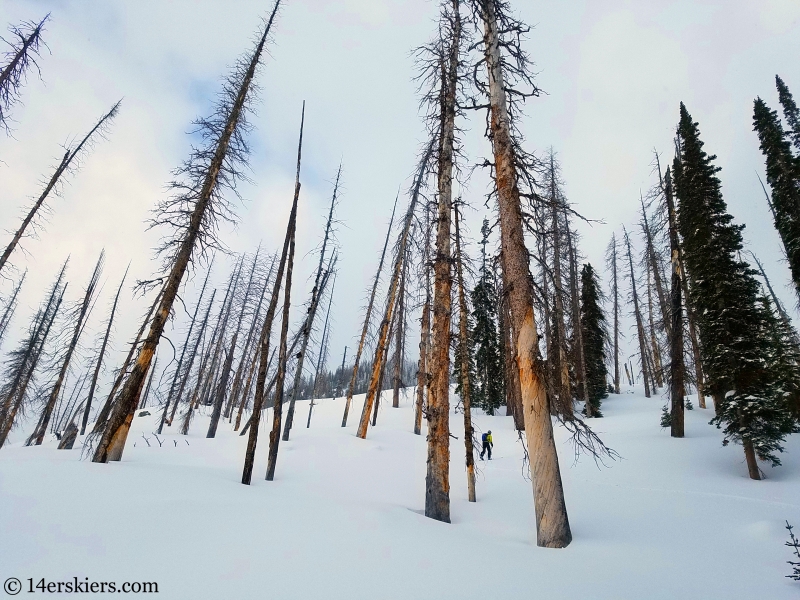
92;5;281;463
139;353;158;409
0;14;49;131
0;102;120;275
414;226;432;436
342;198;397;427
27;251;103;446
242;101;302;485
81;265;128;435
564;215;590;415
265;211;297;481
391;244;407;409
0;263;65;447
472;0;572;546
454;202;477;502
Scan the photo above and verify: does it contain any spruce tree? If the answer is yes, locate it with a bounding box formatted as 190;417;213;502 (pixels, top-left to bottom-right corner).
579;263;608;417
674;102;798;479
753;92;800;303
776;75;800;151
470;219;503;415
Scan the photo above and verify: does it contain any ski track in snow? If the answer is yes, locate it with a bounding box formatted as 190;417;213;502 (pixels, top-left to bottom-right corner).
1;385;799;599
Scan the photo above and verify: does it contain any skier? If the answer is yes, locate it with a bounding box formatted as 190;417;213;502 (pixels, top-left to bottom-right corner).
480;430;493;460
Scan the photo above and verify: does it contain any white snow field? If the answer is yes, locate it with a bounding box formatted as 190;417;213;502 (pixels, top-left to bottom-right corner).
2;387;800;599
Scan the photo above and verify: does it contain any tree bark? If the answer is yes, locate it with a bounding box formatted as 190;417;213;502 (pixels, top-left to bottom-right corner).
623;229;651;398
744;439;761;480
478;0;571;546
454;204;476;502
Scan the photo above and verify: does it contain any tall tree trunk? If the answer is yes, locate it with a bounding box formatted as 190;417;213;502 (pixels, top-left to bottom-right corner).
478;0;572;547
423;0;459;524
265;223;297;481
454;204;476;502
342;199;397;427
92;9;278;463
83;266;128;435
500;279;524;430
665;169;685;437
646;268;664;389
242;101;301;485
623;229;651;398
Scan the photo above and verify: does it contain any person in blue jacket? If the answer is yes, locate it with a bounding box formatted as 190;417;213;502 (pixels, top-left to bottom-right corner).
480;430;493;460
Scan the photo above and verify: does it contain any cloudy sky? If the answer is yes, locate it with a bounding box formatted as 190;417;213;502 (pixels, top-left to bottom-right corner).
1;0;799;388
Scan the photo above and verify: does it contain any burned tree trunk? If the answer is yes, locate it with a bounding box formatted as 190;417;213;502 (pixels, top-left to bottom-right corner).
477;0;572;547
242;101;301;485
28;252;103;446
0;103;120;275
454;204;476;502
265;221;297;481
342;199;396;427
623;228;651;398
0;271;26;347
664;168;685;437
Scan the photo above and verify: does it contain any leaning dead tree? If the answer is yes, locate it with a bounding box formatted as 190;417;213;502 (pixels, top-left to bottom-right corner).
341;198;396;427
0;14;49;132
283;168;340;441
81;265;128;435
241;102;302;485
0;262;65;447
0;101;120;275
92;5;280;463
472;0;572;546
27;251;103;446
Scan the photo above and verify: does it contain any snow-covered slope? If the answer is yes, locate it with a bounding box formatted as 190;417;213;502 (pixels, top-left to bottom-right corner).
1;388;799;599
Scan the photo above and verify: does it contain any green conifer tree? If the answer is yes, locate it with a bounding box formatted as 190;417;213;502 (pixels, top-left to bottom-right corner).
470;219;504;415
674;102;798;479
776;75;800;151
579;263;608;417
753;89;800;303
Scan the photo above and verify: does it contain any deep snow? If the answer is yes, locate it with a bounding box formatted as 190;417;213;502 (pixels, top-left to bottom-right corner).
1;387;799;599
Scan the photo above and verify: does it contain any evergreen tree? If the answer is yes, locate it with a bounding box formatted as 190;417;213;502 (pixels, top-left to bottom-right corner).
470;219;503;415
776;75;800;151
579;263;608;417
753;90;800;303
674;102;798;479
